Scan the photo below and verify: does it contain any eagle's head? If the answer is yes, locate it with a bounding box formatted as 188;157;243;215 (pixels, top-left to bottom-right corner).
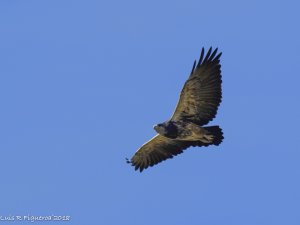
153;123;167;135
153;121;178;139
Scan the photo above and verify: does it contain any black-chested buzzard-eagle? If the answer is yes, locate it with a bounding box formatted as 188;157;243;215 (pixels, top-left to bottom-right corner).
126;47;223;172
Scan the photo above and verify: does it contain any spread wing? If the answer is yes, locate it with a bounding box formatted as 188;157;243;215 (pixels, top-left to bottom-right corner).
126;134;214;172
171;47;222;126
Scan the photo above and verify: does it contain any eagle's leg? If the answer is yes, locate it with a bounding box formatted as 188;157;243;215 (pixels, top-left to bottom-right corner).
182;123;216;143
201;134;214;143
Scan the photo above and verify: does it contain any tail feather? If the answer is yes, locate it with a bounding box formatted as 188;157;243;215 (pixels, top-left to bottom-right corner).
204;126;224;146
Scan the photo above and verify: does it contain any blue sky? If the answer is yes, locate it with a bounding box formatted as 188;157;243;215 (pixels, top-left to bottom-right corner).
0;0;299;224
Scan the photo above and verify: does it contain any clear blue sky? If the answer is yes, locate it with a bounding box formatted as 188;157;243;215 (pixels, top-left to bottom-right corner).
0;0;299;224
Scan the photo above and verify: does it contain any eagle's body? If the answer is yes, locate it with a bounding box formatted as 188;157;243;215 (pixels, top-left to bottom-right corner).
154;121;215;143
127;47;223;172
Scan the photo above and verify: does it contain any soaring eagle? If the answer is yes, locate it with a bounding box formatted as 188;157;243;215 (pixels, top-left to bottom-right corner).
127;47;223;172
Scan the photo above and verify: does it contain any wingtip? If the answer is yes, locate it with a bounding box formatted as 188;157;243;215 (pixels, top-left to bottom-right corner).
208;47;219;61
198;48;205;67
215;52;222;61
125;158;131;164
190;60;197;74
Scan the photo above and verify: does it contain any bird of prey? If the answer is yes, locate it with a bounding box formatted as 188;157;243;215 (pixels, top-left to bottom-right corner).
126;47;223;172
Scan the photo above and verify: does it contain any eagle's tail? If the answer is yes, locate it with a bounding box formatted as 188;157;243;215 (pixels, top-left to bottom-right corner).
204;126;224;146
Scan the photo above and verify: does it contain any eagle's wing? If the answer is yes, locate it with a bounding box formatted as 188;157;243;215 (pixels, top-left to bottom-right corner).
126;134;215;172
171;47;222;126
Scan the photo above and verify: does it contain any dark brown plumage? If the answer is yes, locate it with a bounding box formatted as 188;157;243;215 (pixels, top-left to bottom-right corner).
171;47;222;126
127;47;223;172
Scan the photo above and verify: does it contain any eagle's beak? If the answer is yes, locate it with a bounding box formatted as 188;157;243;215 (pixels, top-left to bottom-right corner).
153;125;161;133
